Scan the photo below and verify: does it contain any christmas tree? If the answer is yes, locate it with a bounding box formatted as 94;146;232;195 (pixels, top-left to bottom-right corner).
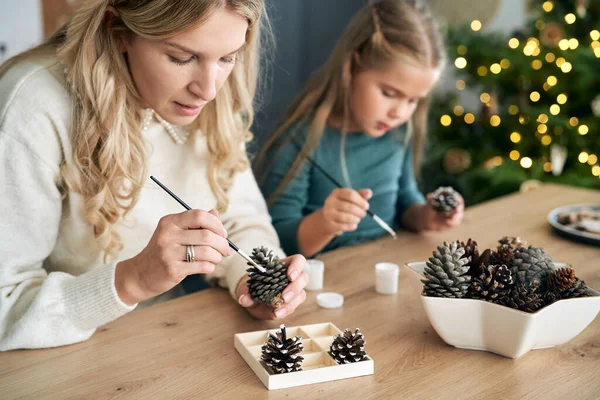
424;0;600;204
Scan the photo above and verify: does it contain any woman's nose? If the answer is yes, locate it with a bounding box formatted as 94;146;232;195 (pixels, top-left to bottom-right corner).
188;64;218;102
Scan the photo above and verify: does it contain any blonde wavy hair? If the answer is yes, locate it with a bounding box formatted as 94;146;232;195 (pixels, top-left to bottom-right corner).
256;0;445;206
0;0;267;261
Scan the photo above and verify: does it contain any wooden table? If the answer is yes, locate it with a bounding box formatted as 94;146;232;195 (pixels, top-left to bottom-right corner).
2;184;599;399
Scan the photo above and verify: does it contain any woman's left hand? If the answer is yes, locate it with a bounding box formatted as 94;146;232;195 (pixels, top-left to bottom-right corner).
422;192;465;231
235;254;308;320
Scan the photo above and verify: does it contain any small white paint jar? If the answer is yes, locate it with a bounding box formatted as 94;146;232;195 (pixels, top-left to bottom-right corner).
375;263;400;295
304;259;325;291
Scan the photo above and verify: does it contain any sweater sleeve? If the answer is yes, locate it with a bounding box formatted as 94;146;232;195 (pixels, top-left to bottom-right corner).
206;167;286;299
259;139;311;256
0;63;135;351
396;147;426;221
0;134;136;351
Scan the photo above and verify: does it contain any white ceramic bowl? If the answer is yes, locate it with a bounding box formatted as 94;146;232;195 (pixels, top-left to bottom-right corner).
407;262;600;358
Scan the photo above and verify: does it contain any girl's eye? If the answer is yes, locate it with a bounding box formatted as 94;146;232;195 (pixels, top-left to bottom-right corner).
382;89;396;98
169;55;194;66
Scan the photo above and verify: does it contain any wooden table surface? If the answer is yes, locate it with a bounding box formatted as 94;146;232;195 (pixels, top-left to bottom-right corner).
2;184;599;400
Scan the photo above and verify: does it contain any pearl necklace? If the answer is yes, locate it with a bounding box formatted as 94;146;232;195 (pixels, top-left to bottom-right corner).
142;108;190;145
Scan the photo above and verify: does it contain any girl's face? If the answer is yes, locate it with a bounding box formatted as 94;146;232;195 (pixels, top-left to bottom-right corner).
122;7;248;126
348;59;440;137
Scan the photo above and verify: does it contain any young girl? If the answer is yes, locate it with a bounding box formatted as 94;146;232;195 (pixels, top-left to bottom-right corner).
0;0;308;351
257;0;464;258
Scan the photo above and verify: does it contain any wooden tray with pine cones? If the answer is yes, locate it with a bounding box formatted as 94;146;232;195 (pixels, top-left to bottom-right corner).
234;323;374;390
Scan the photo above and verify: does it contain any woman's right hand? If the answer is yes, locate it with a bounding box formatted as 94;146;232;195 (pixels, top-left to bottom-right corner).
321;188;372;236
115;209;230;305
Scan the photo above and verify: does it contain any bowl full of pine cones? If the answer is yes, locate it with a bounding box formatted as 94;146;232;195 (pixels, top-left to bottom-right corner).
407;237;600;358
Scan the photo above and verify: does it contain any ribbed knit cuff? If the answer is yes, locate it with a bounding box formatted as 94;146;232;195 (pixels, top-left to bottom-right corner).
62;263;137;330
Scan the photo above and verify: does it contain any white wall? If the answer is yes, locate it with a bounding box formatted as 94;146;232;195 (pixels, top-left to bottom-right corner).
0;0;43;63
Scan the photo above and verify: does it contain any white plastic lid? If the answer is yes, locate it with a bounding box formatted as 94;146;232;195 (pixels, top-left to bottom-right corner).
317;292;344;309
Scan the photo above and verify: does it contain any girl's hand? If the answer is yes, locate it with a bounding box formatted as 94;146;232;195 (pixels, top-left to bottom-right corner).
236;254;308;320
115;209;230;305
322;188;372;236
421;193;465;231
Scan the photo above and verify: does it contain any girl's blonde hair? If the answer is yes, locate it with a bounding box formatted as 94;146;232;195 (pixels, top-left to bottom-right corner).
0;0;267;261
256;0;445;206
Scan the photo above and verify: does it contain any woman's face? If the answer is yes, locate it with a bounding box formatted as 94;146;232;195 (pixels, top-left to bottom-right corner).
122;7;248;126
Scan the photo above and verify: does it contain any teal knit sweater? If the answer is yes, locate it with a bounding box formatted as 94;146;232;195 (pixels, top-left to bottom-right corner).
260;124;425;255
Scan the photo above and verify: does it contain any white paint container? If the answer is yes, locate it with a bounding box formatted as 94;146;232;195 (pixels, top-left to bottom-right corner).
375;263;400;295
304;259;325;291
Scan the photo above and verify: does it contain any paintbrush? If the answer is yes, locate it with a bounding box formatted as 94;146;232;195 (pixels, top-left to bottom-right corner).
150;176;265;272
296;150;397;239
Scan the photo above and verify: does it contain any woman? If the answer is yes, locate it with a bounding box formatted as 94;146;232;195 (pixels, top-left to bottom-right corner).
0;0;308;351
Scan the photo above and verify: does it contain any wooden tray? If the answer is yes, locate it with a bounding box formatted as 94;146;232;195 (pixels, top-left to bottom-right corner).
234;322;374;390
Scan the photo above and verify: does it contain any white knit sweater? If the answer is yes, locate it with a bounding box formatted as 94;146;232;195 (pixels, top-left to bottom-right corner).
0;56;283;351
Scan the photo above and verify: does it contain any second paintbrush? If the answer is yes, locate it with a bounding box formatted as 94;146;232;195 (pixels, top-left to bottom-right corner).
300;154;397;239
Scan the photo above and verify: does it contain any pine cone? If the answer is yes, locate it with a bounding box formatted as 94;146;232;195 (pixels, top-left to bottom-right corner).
547;267;577;292
494;283;544;313
330;328;367;364
247;246;290;308
544;291;560;306
422;241;471;298
431;186;460;213
509;246;554;291
459;238;479;266
459;238;479;260
498;236;527;251
490;245;515;265
559;279;590;299
261;325;304;374
468;265;512;301
468;248;492;278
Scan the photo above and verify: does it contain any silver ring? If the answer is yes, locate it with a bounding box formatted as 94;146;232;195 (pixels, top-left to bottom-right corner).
186;245;195;263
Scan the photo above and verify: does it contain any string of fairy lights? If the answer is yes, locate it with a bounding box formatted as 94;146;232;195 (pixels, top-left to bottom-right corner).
440;1;599;178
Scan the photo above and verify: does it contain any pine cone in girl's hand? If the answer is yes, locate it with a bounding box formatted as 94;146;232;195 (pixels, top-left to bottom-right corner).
330;328;367;364
247;246;290;308
431;186;460;213
261;324;304;374
422;241;471;298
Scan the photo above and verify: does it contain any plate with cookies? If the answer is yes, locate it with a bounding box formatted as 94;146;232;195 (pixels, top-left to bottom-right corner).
548;204;600;246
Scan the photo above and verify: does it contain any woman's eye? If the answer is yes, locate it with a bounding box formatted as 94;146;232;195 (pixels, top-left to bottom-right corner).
221;55;237;65
169;55;194;66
